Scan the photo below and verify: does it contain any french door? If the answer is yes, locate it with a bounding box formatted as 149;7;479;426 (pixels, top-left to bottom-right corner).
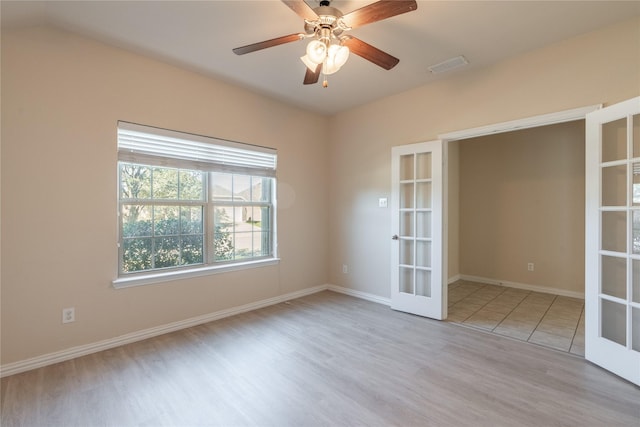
585;96;640;386
390;140;445;319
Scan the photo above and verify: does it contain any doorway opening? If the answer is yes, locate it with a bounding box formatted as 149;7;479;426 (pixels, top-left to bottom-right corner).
440;105;600;354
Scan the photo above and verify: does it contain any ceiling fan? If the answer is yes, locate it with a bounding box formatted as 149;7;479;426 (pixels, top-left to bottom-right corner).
232;0;418;87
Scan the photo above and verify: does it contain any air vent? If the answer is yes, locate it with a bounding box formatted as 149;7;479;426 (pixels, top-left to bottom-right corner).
427;55;469;74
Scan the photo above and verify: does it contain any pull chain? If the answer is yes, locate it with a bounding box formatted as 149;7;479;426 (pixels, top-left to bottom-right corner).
322;61;328;88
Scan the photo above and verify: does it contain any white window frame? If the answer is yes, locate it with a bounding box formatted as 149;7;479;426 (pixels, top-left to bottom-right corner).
113;122;278;289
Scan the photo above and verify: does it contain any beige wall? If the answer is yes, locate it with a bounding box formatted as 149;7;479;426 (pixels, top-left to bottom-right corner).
328;17;640;298
458;121;585;294
1;26;330;365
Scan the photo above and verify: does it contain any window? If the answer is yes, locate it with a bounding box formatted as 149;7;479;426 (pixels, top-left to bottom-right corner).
116;122;277;284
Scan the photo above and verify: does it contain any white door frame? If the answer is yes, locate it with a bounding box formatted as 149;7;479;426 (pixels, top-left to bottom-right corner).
438;104;601;290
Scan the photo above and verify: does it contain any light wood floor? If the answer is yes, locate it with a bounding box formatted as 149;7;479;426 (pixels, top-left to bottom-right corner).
447;280;585;355
2;291;638;426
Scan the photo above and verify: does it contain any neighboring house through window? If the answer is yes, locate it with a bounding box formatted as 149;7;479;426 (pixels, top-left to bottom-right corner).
114;122;277;287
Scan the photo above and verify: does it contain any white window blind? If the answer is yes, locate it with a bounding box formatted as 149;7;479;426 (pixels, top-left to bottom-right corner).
117;121;277;177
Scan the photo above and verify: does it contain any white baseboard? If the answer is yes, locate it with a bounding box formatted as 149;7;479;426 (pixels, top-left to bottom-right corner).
448;274;462;284
327;284;391;306
0;285;328;378
459;275;585;299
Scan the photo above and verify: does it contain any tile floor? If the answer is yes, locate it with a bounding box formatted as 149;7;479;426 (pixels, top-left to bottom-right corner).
447;280;585;356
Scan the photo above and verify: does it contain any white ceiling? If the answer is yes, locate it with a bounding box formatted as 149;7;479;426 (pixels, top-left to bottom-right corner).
2;1;639;115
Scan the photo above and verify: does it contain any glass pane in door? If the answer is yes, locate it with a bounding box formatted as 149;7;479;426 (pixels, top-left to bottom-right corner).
633;163;640;205
416;182;432;209
399;267;413;294
400;212;414;237
602;165;627;206
601;255;626;299
400;183;414;208
400;154;414;180
416;153;432;179
601;211;626;252
634;211;640;254
633;259;640;303
400;240;414;265
416;211;431;238
416;269;431;297
416;241;431;268
601;299;626;346
632;114;640;158
602;118;627;162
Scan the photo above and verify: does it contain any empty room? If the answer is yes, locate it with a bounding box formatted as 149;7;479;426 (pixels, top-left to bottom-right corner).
2;1;639;426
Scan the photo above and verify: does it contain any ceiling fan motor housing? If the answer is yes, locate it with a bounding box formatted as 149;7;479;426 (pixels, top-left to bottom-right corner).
305;5;346;39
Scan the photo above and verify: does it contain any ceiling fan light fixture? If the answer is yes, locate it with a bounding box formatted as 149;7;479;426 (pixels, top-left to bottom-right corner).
306;39;327;64
330;44;349;68
300;54;319;71
323;61;339;75
323;44;350;75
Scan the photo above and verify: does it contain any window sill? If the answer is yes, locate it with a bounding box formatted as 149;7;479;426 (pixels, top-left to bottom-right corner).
112;258;280;289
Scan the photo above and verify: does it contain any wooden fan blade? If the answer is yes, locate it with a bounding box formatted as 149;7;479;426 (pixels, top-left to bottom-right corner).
233;34;302;55
342;37;399;70
342;0;418;29
282;0;319;21
303;63;322;85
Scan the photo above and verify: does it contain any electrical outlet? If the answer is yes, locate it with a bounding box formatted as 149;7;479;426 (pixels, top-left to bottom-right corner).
342;264;349;274
527;263;534;272
62;307;75;324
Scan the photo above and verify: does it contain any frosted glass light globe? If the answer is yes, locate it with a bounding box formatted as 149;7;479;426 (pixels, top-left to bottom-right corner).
324;45;350;75
306;40;327;64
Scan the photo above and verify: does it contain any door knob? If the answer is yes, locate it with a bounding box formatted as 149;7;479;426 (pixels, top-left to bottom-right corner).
392;235;399;240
